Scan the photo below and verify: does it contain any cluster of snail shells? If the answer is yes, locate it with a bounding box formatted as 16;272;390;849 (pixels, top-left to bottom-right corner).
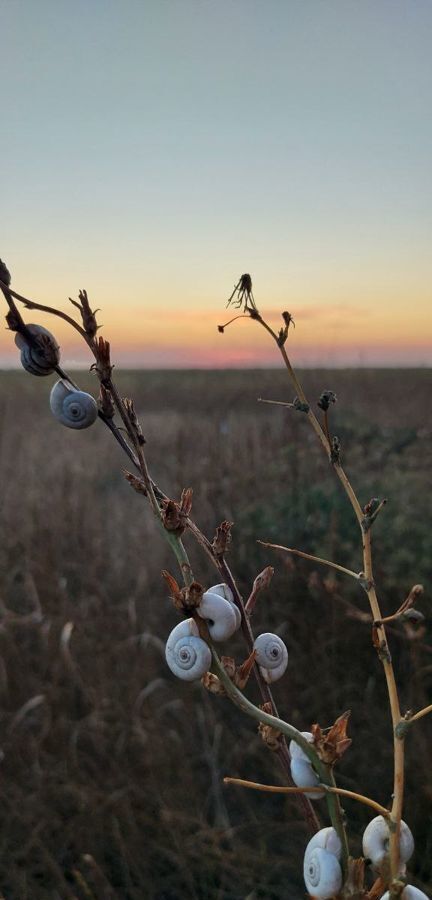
15;324;60;376
17;324;98;430
165;583;288;684
362;815;414;875
303;819;424;900
303;827;342;899
50;379;98;430
362;817;429;900
289;732;324;800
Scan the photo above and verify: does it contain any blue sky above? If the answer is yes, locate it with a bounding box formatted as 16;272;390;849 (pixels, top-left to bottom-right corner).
1;0;431;366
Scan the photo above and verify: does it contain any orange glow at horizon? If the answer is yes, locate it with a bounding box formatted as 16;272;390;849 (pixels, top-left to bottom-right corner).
1;292;430;368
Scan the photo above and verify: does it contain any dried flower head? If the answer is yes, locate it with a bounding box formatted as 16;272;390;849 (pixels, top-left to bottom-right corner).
226;273;258;314
311;710;352;765
318;390;337;411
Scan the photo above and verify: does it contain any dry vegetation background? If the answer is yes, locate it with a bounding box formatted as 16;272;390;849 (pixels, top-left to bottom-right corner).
0;367;431;899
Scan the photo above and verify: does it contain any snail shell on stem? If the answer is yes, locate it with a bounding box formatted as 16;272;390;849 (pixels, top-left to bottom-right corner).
303;828;342;899
290;759;325;800
15;324;60;375
197;590;239;641
50;379;98;430
208;582;241;630
362;815;414;871
165;619;211;681
253;632;288;683
289;731;324;799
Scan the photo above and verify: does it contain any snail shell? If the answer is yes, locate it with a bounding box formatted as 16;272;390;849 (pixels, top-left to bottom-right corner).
381;889;430;900
253;632;288;683
303;836;342;899
290;757;325;800
15;324;60;375
289;731;314;761
362;815;414;871
198;590;238;641
208;582;241;630
306;826;342;858
289;732;324;798
50;380;98;429
165;618;211;681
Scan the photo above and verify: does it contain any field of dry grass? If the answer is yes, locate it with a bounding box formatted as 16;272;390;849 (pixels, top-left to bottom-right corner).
0;368;431;899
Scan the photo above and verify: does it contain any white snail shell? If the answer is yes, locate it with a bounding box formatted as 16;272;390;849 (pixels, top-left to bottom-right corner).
289;732;324;798
50;380;98;429
253;632;288;683
15;324;60;375
165;618;211;681
208;583;241;630
381;888;430;900
362;815;415;871
306;826;342;858
289;731;314;761
303;828;342;899
290;758;325;800
197;590;238;641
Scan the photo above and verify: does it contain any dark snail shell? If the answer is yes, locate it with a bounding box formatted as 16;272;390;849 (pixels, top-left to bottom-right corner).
15;324;60;376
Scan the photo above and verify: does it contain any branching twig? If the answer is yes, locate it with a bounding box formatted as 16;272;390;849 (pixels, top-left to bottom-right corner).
223;777;391;817
258;541;361;582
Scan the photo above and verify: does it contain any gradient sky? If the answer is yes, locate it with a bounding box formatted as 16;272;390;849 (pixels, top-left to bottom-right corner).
1;0;431;367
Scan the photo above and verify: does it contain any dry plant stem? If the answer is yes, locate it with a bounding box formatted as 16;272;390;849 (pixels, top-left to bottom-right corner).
258;541;360;581
212;649;350;874
224;778;390;817
0;279;88;338
409;703;432;724
184;521;320;833
255;316;404;880
362;530;404;877
2;285;320;833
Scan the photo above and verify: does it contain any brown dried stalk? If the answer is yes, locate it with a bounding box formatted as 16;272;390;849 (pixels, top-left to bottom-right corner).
221;275;410;884
0;268;319;837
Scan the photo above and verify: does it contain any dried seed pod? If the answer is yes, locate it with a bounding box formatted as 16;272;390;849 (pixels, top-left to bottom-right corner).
197;590;238;641
15;324;60;375
362;815;414;872
253;632;288;683
303;828;342;899
165;619;211;681
50;380;98;429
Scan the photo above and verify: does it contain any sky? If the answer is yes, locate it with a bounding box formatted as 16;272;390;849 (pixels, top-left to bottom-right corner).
1;0;431;368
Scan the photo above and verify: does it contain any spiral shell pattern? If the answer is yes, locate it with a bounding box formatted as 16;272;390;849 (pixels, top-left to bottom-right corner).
362;815;414;870
15;324;60;376
165;619;211;681
303;846;342;899
253;632;288;683
50;380;98;429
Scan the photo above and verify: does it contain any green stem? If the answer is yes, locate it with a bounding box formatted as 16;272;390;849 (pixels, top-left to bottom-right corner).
211;650;350;875
161;527;194;588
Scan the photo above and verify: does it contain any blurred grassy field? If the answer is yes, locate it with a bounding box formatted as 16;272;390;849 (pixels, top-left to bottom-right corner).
0;368;431;899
